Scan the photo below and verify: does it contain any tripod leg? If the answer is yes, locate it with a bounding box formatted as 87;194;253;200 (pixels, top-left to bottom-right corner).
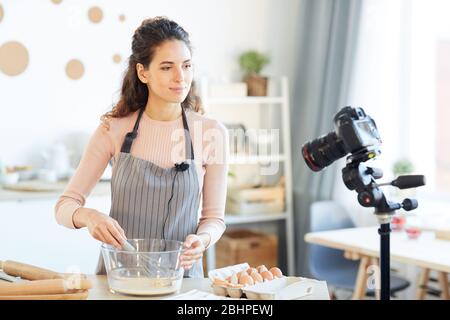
379;223;391;300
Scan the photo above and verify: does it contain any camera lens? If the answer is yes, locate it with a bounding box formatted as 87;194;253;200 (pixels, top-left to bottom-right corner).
301;132;347;171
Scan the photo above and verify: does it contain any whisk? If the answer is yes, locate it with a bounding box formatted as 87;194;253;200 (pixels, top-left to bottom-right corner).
121;241;181;277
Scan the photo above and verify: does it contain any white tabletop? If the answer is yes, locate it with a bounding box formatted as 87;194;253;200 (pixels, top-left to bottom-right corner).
87;276;330;300
305;227;450;273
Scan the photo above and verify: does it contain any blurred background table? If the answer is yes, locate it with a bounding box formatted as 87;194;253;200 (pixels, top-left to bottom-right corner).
305;227;450;300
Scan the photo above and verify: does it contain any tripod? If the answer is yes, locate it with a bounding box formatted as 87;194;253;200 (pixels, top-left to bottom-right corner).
341;157;425;300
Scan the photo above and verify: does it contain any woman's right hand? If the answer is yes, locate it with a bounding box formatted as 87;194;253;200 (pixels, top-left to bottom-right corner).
73;208;127;249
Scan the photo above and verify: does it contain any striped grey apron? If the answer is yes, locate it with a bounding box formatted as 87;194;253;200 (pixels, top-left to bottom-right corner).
95;107;203;278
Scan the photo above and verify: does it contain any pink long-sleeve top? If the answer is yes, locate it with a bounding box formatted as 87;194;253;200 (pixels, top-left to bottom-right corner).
54;109;229;248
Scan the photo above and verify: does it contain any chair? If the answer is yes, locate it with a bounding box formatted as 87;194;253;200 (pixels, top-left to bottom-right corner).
308;200;410;299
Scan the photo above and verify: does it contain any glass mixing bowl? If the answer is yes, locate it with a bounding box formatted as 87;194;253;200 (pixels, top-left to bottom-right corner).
101;239;185;296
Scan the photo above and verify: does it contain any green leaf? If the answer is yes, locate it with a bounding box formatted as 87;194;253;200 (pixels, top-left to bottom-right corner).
392;159;414;176
239;50;270;75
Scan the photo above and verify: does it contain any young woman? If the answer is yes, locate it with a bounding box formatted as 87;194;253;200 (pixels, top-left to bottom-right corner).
55;17;229;278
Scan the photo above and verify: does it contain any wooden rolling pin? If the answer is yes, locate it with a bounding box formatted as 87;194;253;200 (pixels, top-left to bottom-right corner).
0;260;86;281
0;278;92;296
0;290;89;300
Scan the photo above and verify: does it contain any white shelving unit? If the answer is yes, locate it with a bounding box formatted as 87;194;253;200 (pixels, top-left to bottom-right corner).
200;76;295;276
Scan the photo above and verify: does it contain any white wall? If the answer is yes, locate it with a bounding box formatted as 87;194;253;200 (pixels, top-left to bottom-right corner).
0;0;301;167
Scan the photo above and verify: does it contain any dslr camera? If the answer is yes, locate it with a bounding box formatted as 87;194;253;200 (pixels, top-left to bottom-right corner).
302;106;382;171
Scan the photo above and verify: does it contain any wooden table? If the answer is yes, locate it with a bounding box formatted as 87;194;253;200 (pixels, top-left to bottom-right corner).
86;276;330;300
304;227;450;300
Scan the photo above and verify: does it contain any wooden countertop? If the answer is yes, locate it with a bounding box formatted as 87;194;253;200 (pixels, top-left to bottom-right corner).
86;275;330;300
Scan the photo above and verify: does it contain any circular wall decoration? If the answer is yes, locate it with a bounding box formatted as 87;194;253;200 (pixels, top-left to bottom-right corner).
112;54;121;64
51;0;62;4
0;41;29;76
88;6;103;23
119;14;125;22
65;59;84;80
0;4;4;23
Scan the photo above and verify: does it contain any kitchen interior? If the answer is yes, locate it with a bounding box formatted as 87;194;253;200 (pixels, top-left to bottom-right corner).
0;0;449;301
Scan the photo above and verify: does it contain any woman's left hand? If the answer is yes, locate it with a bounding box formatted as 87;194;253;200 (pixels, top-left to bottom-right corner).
180;234;207;270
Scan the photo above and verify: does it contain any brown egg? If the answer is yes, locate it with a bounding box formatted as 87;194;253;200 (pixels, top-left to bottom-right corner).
260;270;274;281
236;271;246;279
226;283;244;289
213;277;228;286
251;272;264;283
257;265;268;273
247;267;258;275
249;268;259;276
269;267;283;278
238;271;250;283
229;273;239;285
239;274;254;286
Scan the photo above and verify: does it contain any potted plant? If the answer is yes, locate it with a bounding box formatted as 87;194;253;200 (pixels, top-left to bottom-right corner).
393;159;414;177
392;159;415;199
239;50;270;96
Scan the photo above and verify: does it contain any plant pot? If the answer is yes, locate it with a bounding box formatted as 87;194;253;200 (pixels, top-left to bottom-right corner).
244;74;268;96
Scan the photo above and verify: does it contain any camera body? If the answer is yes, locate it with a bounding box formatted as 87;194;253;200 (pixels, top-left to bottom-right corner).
302;106;382;172
335;107;381;155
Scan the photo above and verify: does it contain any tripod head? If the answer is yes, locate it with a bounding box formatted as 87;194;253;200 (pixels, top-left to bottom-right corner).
342;151;426;218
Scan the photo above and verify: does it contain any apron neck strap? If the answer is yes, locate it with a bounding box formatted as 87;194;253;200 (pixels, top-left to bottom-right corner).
182;107;194;161
120;107;194;161
120;108;145;153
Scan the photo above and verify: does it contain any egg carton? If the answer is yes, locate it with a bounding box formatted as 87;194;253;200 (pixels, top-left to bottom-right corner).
242;277;315;300
208;263;250;298
208;263;314;300
164;289;241;300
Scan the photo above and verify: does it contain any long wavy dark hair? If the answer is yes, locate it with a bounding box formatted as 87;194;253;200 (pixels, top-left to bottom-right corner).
102;17;202;123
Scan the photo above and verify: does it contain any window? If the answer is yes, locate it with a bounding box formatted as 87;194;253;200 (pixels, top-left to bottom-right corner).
435;41;450;193
343;0;450;224
348;0;450;195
